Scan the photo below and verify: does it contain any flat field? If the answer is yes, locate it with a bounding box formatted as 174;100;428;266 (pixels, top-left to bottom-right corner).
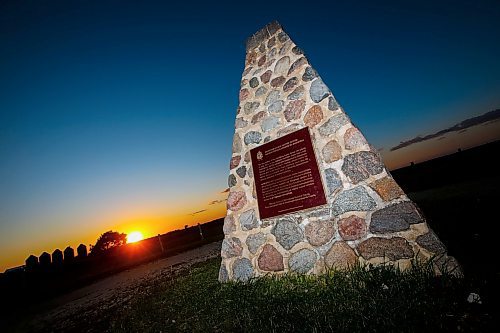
4;143;500;332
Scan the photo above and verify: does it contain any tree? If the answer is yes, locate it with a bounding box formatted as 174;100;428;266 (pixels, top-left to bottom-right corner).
90;230;127;255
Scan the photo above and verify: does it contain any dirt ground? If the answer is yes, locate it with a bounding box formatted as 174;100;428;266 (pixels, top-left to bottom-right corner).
15;241;222;332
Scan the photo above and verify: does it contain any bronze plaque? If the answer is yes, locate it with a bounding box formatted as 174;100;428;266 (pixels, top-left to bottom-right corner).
250;127;327;219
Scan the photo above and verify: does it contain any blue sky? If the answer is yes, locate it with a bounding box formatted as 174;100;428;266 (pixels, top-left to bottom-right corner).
1;0;499;270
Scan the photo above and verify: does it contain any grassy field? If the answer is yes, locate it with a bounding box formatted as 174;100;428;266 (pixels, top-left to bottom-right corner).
5;148;499;332
103;177;499;332
107;258;491;332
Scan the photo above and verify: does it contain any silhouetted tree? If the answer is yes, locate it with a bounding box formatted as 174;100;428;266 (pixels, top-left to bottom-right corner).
90;231;127;255
39;252;51;268
52;249;63;266
25;255;38;272
77;244;88;258
64;246;75;262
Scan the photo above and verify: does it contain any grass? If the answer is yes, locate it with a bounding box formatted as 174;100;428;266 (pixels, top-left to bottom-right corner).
108;258;491;332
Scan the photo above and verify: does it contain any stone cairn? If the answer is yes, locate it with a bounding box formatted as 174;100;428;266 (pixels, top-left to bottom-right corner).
220;21;459;282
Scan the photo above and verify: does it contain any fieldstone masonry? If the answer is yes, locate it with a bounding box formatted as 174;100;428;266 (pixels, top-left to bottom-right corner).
220;21;459;282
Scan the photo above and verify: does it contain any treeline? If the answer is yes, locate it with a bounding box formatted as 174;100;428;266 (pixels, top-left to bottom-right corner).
0;218;224;308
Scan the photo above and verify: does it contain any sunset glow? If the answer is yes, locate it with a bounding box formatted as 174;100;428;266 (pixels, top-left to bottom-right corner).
127;231;144;243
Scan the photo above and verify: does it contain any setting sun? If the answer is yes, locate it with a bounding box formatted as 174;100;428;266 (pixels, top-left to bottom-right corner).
127;231;144;243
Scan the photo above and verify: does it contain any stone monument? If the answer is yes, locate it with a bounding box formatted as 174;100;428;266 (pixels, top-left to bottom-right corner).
220;21;459;282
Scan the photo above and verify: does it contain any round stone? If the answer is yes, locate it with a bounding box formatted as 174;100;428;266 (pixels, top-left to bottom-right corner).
302;66;318;81
283;77;299;92
357;237;414;261
244;151;251;163
246;233;266;254
221;237;243;258
370;202;423;234
258;244;284;271
344;127;367;150
331;186;377;216
243;151;252;163
270;76;286;87
272;218;303;250
279;41;292;55
304;105;323;128
229;155;241;169
268;100;284;113
232;258;254;282
261;116;280;132
284;99;305;121
268;37;276;48
292;46;303;55
244;131;262;145
243;101;260;115
338;215;367;241
236;166;247;178
324;168;342;195
368;177;404;201
325;242;358;269
274;56;290;75
255;86;268;97
223;214;236;235
235;117;248;129
227;190;247;211
228;174;237;187
287;86;305;100
246;52;257;66
310;78;330;103
265;90;281;106
239;88;250;102
258;55;267;67
341;151;384;184
288;57;307;75
251;110;267;124
416;231;446;255
250;77;259;88
289;249;317;273
318;114;349;137
322;140;342;163
239;208;258;231
305;220;335;246
260;70;272;84
328;96;339;110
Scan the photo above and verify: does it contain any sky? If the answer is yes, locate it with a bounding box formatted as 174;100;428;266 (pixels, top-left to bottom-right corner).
1;0;499;271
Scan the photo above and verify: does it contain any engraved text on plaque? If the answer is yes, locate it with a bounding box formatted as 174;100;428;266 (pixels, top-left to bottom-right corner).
250;127;327;219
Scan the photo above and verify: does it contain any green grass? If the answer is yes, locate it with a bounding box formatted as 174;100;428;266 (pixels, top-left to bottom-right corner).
109;258;489;332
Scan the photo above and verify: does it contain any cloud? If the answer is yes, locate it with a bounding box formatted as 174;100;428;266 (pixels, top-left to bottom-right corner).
209;199;226;205
390;109;500;151
188;209;207;216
